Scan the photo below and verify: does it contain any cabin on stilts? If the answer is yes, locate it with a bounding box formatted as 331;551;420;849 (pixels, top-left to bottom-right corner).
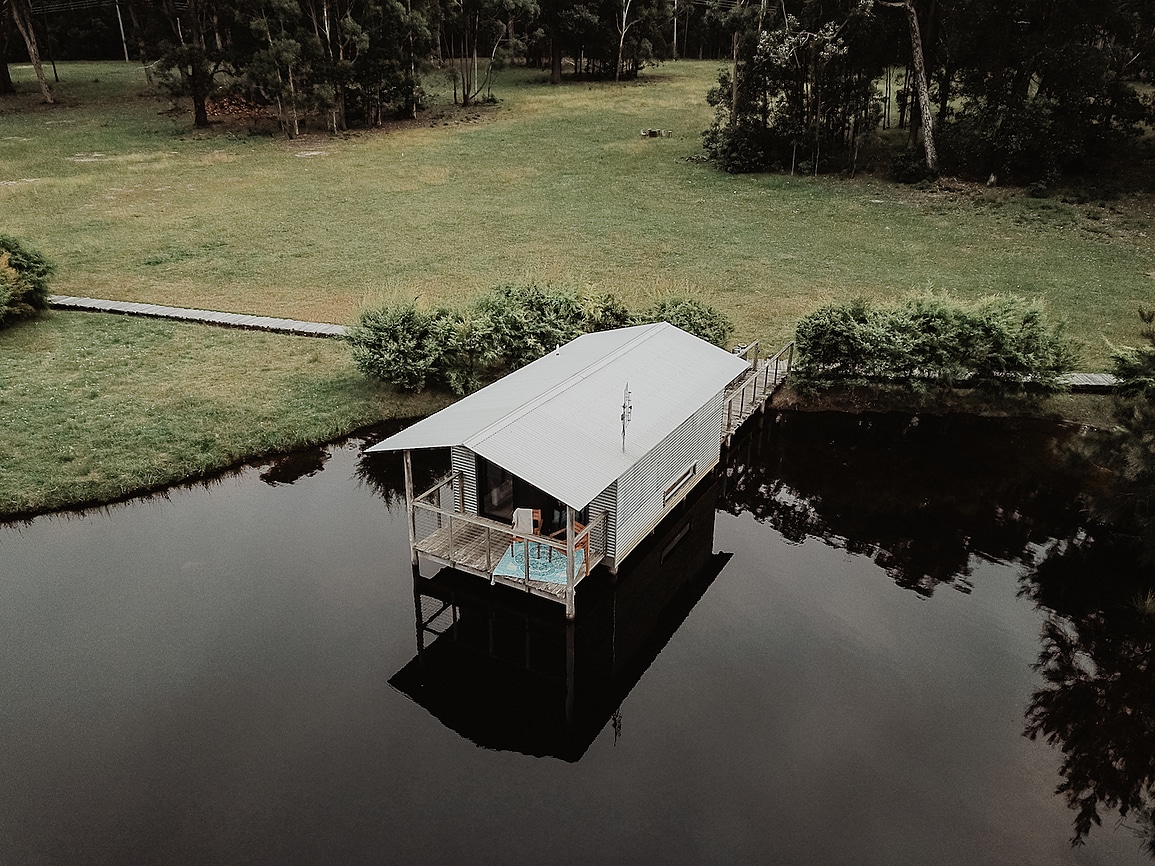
365;322;751;618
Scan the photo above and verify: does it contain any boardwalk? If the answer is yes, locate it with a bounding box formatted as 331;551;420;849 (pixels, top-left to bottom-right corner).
1057;372;1118;393
49;295;348;338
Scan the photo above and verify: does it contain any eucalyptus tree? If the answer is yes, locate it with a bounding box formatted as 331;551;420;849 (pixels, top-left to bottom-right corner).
123;0;233;127
242;0;312;135
440;0;537;105
943;0;1152;183
1;3;17;94
4;0;53;102
877;0;935;170
704;0;890;174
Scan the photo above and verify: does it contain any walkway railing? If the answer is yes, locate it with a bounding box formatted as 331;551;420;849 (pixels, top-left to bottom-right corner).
723;341;794;442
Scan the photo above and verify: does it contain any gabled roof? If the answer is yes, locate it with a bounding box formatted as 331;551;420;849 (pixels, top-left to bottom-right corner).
366;322;749;509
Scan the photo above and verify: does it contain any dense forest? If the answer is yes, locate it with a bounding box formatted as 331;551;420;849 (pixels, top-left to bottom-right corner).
3;0;1154;183
705;0;1155;184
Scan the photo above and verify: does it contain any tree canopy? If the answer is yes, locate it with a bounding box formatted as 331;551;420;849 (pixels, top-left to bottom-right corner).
3;0;678;127
703;0;1155;183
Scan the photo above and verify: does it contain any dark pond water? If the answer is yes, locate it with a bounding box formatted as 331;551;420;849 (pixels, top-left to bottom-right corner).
3;411;1153;865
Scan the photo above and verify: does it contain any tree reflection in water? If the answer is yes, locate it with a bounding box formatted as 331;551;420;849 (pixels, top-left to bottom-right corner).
354;405;1154;852
1022;390;1155;854
719;411;1092;597
721;408;1155;855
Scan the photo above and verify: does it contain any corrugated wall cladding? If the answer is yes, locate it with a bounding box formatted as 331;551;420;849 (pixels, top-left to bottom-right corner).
451;446;478;514
614;393;724;565
589;484;618;561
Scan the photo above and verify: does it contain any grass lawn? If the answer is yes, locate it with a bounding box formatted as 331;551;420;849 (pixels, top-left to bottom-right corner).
0;312;448;518
1;60;1152;517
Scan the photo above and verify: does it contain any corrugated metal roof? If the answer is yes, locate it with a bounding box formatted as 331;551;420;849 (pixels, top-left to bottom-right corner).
366;322;749;509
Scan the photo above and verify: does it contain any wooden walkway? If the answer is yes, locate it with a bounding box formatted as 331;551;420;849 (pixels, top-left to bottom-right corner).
723;342;795;446
49;295;349;338
1057;372;1118;393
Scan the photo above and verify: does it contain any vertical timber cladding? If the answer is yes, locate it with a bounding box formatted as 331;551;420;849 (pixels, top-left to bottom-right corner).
614;393;724;565
450;446;478;514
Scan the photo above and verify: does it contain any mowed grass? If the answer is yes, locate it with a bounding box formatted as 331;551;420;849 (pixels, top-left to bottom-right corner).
0;312;448;518
1;61;1153;517
4;61;1153;362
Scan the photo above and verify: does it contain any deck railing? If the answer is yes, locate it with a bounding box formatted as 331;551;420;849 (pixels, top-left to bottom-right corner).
723;341;794;440
411;472;606;590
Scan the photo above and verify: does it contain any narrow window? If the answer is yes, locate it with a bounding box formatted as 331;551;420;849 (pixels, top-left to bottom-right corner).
663;462;697;506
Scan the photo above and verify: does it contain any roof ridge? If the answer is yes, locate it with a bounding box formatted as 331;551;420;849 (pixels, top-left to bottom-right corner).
465;322;670;450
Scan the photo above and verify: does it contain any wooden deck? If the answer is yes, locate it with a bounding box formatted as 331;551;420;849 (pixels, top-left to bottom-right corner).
418;520;515;576
416;522;597;601
49;295;348;338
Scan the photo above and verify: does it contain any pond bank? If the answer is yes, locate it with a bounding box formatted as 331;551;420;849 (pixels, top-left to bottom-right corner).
769;383;1120;430
2;369;1119;524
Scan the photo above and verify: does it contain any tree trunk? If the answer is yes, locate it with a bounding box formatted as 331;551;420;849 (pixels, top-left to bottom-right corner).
125;1;154;85
192;85;209;126
881;0;936;171
730;29;738;121
550;36;562;84
9;0;52;103
903;1;936;170
1;9;16;94
616;0;633;83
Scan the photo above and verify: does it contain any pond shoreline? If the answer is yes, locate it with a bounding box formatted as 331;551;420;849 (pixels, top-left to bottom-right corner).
0;419;415;526
3;384;1118;525
768;383;1117;429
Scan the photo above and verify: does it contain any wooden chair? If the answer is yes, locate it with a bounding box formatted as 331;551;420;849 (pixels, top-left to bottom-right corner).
512;508;543;557
548;520;589;574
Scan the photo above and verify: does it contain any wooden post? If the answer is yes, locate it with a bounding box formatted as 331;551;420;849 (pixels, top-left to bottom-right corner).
413;568;425;661
565;618;575;723
403;450;418;566
565;506;576;619
452;516;460;566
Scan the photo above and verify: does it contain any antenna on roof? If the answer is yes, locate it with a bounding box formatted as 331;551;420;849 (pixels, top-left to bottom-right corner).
621;382;632;452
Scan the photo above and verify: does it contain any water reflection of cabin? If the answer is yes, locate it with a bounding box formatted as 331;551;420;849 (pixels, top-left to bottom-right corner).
388;477;731;762
366;322;750;618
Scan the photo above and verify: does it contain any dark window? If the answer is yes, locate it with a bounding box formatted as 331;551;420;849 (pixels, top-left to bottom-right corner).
477;456;514;522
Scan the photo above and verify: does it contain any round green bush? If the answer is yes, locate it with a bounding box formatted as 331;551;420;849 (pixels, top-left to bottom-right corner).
0;236;54;328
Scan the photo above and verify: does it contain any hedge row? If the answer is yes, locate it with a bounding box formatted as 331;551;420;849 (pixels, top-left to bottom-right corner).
792;294;1077;392
348;285;734;395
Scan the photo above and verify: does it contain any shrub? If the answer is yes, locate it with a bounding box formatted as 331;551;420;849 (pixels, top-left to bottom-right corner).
637;297;734;348
440;309;501;396
581;292;633;332
1111;308;1155;401
351;287;737;395
474;283;585;369
347;303;451;393
702;119;773;174
891;149;937;185
793;293;1076;392
0;236;54;328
